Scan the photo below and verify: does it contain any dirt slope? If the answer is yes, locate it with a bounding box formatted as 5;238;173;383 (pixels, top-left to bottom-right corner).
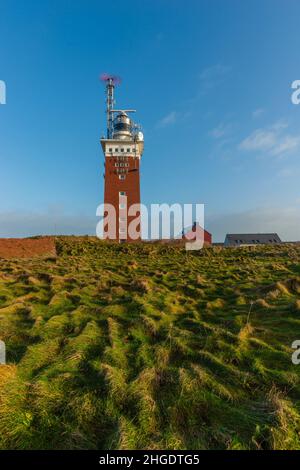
0;237;56;259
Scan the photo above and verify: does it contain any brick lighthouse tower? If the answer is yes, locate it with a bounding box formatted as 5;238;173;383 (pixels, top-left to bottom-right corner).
100;75;144;242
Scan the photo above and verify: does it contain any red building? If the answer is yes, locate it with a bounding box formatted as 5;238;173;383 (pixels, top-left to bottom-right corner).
100;77;144;242
183;222;212;246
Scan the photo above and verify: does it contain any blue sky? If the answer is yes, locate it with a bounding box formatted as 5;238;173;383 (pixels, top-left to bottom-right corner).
1;0;300;241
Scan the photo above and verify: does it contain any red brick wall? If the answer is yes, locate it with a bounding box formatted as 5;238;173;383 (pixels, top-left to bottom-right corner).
104;155;141;241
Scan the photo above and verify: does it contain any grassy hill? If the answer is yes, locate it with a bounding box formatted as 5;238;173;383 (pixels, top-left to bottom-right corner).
0;237;299;450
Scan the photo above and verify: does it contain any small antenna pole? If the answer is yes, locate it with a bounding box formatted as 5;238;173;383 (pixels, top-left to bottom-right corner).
106;78;114;139
100;74;122;139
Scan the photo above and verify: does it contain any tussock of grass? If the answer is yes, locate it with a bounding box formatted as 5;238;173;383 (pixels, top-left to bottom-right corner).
293;299;300;311
238;323;254;342
255;298;272;309
0;237;299;449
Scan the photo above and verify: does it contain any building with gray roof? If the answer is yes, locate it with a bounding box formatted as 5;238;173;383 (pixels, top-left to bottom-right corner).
224;233;281;247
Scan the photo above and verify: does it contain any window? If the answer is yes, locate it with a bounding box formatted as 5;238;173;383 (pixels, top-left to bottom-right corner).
127;148;130;152
119;191;126;196
119;175;125;180
115;163;119;167
121;148;124;152
108;148;112;152
115;148;119;152
119;203;126;209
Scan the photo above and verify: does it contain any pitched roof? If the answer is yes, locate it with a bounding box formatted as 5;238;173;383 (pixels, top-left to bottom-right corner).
225;233;281;245
182;222;211;236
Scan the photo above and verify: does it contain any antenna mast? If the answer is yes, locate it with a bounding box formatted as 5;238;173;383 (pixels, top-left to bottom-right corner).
100;74;122;139
106;78;114;139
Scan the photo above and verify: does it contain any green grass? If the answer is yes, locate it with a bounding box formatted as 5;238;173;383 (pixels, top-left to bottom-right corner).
0;237;299;449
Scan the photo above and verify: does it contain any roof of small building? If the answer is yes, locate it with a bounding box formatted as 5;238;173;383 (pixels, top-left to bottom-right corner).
225;233;281;244
182;222;211;235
